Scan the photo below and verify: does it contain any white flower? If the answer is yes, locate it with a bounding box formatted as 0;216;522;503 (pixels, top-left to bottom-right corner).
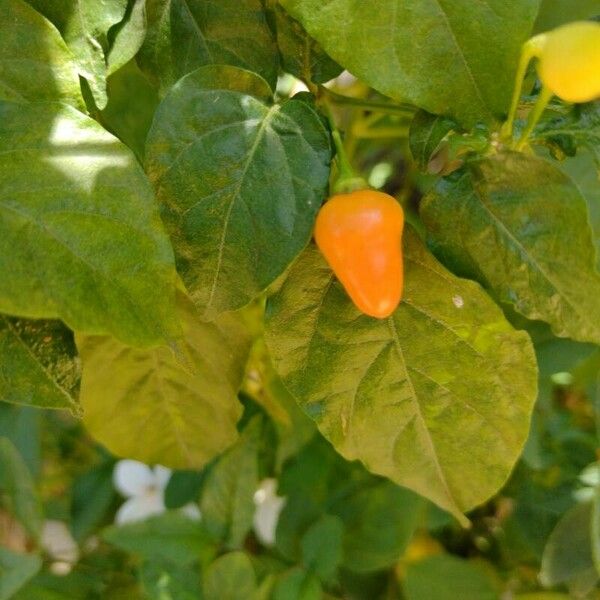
41;520;79;575
574;462;600;504
253;478;286;546
113;460;201;525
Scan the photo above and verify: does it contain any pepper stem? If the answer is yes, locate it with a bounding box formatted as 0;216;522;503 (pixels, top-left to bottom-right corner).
325;107;368;194
501;34;547;142
514;85;554;150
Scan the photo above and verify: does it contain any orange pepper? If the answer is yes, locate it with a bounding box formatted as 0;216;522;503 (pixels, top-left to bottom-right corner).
314;189;404;319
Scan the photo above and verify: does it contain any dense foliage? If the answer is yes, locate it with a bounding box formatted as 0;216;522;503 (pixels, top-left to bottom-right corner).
0;0;599;598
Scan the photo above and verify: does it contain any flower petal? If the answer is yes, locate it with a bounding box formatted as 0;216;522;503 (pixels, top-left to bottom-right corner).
41;520;79;563
180;503;202;521
153;465;172;491
253;479;286;546
113;460;156;498
115;492;166;525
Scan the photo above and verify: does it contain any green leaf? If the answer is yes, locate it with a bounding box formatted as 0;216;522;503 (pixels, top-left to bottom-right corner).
300;514;344;581
139;0;279;94
77;295;250;470
140;560;202;600
534;0;600;33
100;60;160;161
273;5;342;85
0;100;178;347
280;0;540;127
103;512;215;565
165;471;205;510
146;65;332;318
535;102;600;169
403;555;498;600
27;0;129;108
409;111;458;172
0;405;40;477
0;317;79;411
0;0;83;107
330;480;422;573
265;229;538;522
272;568;322;600
107;0;148;76
0;437;42;540
70;461;116;542
200;418;260;548
540;501;599;593
421;152;600;344
0;549;42;600
203;552;256;600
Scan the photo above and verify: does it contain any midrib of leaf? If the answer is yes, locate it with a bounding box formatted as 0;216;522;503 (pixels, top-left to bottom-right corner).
206;105;279;310
386;315;460;513
181;0;214;62
1;316;77;408
469;175;600;337
151;350;194;465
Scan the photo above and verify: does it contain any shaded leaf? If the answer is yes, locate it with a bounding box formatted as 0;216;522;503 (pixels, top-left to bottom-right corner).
140;0;278;94
140;560;202;600
77;295;250;470
0;437;42;540
0;549;41;600
0;0;83;107
265;229;537;521
534;0;600;33
540;501;599;593
300;514;343;581
273;5;342;85
203;552;256;600
403;555;498;600
146;65;332;318
0;317;79;411
409;110;458;172
103;512;215;565
280;0;540;127
422;152;600;344
107;0;147;76
200;419;260;548
272;567;321;600
0;100;178;347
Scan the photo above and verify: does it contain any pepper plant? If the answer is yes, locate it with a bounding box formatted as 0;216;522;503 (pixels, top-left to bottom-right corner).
1;0;600;598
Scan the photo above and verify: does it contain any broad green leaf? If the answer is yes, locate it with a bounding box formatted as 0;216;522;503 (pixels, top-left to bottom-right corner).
540;501;599;593
421;152;600;344
330;480;422;573
280;0;540;127
403;555;498;600
300;515;343;581
139;0;278;94
0;317;79;411
0;0;83;107
146;65;332;318
199;419;260;548
77;296;250;470
101;60;160;161
164;471;205;509
273;5;342;85
265;229;538;521
103;513;215;565
107;0;148;76
0;549;42;600
27;0;129;108
70;461;116;542
0;438;42;540
534;0;600;33
0;100;178;347
203;552;257;600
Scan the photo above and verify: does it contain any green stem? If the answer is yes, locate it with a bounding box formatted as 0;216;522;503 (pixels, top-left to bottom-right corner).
352;125;410;139
501;34;546;141
325;106;368;194
322;87;415;116
514;85;554;150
